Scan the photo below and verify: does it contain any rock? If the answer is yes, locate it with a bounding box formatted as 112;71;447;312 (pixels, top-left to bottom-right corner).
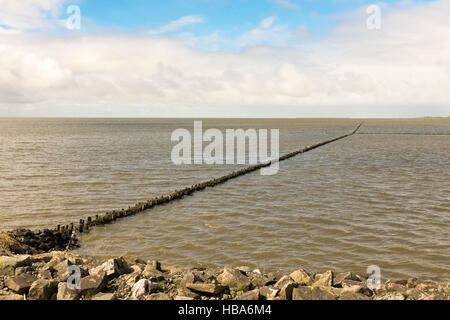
217;267;251;292
385;281;407;293
177;287;200;299
5;274;37;294
132;279;158;299
147;292;171;300
0;290;24;300
180;271;201;286
78;272;107;297
15;266;33;276
250;273;277;287
91;292;117;300
289;269;312;286
186;283;224;296
339;292;370;300
405;288;426;300
174;295;195;300
90;258;130;279
235;289;260;300
273;275;296;300
313;270;333;287
0;255;31;269
142;265;165;281
149;260;162;272
375;292;405;300
259;286;279;300
56;282;80;300
28;279;58;300
333;272;361;287
292;286;337;300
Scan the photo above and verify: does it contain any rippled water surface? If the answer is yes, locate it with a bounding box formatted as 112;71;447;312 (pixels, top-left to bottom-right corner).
1;118;449;281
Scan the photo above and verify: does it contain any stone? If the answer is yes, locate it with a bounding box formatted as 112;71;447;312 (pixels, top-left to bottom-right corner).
142;265;165;281
91;292;117;300
90;258;130;279
259;286;279;300
385;281;407;293
15;266;33;276
186;283;224;295
405;288;426;300
292;286;337;300
5;274;37;294
333;272;361;287
56;282;80;300
180;271;201;286
313;270;333;287
149;260;162;271
132;279;158;299
174;295;195;300
235;289;260;300
78;272;107;297
0;290;24;300
28;279;58;300
147;292;171;300
0;255;31;269
339;292;370;300
217;267;251;292
375;292;405;300
177;287;200;299
289;269;312;286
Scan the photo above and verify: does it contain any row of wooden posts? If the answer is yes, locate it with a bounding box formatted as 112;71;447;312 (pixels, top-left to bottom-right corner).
56;123;363;236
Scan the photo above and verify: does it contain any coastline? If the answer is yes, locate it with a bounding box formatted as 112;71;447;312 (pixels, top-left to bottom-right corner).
1;232;449;301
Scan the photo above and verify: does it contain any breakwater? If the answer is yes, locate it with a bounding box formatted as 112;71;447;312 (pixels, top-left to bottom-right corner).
8;123;363;253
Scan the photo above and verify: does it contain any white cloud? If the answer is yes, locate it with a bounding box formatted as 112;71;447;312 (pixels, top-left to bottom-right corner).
148;15;204;35
271;0;300;10
0;0;71;30
0;1;449;117
260;16;276;29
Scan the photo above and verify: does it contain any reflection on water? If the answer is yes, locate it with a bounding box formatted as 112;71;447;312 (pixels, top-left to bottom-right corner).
0;118;449;280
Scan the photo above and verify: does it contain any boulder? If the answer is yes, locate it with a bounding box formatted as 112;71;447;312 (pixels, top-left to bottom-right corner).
259;286;278;300
333;272;361;287
313;270;333;287
142;265;165;281
56;282;80;300
289;269;312;286
235;289;260;300
147;292;171;300
0;255;31;269
339;292;370;300
180;271;201;286
217;267;251;292
132;279;158;299
28;279;58;300
90;257;130;279
186;283;224;296
0;290;24;300
91;292;117;300
5;274;37;294
292;286;337;300
77;272;107;297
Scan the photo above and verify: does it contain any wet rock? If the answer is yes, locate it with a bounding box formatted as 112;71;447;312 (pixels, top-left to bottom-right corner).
217;267;251;292
91;292;117;300
235;289;261;300
90;257;130;279
313;270;333;287
292;286;337;300
186;283;224;296
28;279;58;300
289;269;312;286
5;274;37;294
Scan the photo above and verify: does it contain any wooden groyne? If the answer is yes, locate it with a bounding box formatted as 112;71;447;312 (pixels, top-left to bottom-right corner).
62;123;363;235
8;123;363;253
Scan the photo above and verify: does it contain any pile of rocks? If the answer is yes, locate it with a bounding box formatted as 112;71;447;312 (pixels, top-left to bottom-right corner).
1;251;449;300
5;229;78;254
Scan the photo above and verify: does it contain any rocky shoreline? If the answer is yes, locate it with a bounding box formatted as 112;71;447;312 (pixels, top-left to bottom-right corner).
1;231;449;301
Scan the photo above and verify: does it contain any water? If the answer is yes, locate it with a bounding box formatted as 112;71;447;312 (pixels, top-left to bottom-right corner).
0;118;449;281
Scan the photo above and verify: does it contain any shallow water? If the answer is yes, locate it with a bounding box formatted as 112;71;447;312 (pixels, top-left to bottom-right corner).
0;118;449;281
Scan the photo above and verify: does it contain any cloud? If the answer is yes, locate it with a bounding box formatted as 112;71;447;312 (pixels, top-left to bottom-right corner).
0;1;449;117
0;0;71;30
148;15;205;35
271;0;300;10
260;16;276;29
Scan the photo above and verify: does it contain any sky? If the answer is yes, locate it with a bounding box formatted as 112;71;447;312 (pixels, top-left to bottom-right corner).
0;0;449;117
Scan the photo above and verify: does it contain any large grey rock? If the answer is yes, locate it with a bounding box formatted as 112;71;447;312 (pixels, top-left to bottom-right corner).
28;279;58;300
217;267;251;292
5;274;37;294
90;257;130;279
